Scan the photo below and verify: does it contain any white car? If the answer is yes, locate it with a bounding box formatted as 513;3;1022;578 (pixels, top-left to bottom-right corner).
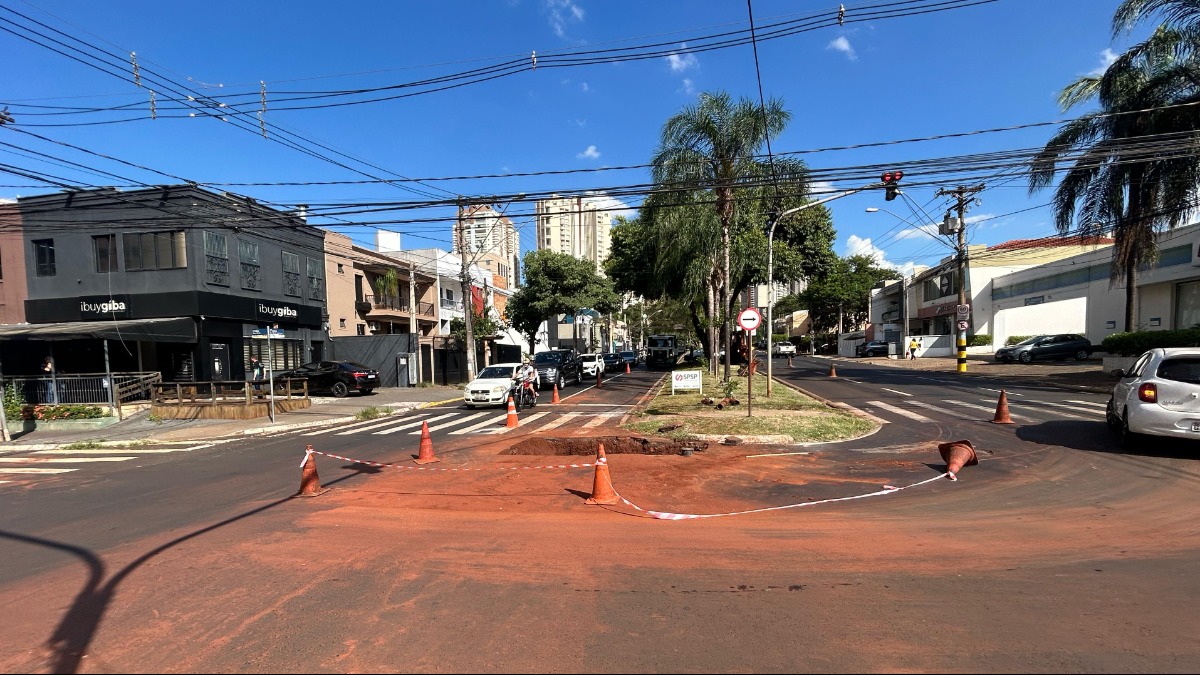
1107;348;1200;447
580;353;605;377
463;363;520;409
772;342;797;357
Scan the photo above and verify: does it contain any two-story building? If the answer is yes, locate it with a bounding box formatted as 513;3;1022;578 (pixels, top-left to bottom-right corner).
11;185;326;381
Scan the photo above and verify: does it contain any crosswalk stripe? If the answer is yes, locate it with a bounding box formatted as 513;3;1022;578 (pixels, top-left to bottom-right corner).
483;412;549;434
333;412;431;434
944;399;1043;421
373;413;458;436
409;412;489;434
0;468;77;474
867;400;931;421
1032;400;1101;415
0;457;137;463
536;412;582;431
1065;399;1106;408
449;414;508;435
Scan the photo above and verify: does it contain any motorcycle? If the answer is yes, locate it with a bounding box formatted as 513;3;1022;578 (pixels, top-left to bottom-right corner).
509;377;537;412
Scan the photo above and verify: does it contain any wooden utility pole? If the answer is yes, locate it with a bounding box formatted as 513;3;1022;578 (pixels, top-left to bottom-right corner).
935;184;984;374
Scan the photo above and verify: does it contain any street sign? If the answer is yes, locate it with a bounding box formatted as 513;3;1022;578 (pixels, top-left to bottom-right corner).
251;328;285;339
957;320;969;331
737;307;762;332
956;304;970;320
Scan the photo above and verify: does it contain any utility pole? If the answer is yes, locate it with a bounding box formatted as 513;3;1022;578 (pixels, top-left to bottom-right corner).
936;184;984;374
457;197;478;380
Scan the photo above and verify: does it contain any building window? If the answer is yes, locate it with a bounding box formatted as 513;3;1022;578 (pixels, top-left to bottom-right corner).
307;256;322;300
93;234;117;273
337;263;345;275
124;231;186;271
357;323;366;336
339;318;346;329
203;231;229;286
33;239;55;277
282;251;301;297
238;239;261;291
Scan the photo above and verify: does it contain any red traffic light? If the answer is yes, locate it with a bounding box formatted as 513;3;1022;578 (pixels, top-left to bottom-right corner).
881;170;904;183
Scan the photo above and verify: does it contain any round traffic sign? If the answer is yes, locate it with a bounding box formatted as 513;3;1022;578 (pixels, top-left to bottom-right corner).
957;320;969;331
738;307;762;331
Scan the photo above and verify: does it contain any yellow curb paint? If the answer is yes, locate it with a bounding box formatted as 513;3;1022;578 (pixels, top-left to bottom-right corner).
421;397;466;408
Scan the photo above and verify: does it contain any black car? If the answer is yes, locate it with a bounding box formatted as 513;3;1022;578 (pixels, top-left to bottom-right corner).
533;349;583;390
619;350;639;366
275;360;379;397
602;352;622;369
995;334;1094;363
856;340;891;357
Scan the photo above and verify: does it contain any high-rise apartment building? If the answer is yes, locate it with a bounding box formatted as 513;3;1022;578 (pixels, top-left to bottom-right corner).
452;203;519;290
534;194;613;275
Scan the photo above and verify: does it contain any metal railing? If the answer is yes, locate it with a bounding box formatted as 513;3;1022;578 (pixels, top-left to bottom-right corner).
418;301;435;316
151;379;308;406
440;298;464;311
3;372;161;406
362;294;411;312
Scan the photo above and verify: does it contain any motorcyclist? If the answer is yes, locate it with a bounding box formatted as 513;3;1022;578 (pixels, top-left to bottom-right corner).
513;358;539;403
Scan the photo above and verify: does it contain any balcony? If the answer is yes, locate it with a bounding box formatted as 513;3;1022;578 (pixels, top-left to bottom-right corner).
361;294;410;319
440;298;464;312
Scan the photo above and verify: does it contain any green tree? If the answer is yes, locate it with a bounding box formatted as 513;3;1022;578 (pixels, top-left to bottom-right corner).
372;268;400;307
799;255;899;334
651;91;790;381
508;250;620;351
1030;2;1200;331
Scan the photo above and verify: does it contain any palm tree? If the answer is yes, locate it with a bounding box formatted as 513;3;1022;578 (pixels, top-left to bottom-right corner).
1029;18;1200;331
651;91;790;380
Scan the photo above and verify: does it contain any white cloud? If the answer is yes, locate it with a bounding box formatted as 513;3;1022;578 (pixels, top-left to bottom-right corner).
571;118;587;127
666;44;699;73
680;78;695;95
809;181;836;196
0;198;15;204
580;82;590;92
585;191;636;219
845;234;918;276
1088;48;1119;76
827;36;856;61
546;0;585;38
577;144;601;160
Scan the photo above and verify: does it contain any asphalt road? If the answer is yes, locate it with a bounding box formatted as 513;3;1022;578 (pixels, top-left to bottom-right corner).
2;362;1199;673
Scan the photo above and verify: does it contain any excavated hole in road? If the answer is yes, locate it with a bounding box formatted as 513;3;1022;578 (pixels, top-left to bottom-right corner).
501;435;710;456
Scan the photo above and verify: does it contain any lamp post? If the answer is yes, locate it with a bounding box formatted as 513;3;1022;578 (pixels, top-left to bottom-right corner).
765;181;885;397
457;193;524;380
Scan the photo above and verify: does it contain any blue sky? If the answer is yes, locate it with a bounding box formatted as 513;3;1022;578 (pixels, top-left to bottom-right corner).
2;0;1153;276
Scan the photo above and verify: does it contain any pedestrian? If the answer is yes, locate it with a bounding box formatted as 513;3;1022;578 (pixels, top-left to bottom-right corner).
909;338;920;360
41;356;58;404
250;355;265;392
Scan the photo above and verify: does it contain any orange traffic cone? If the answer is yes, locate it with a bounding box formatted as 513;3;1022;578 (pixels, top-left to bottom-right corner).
414;420;440;464
596;368;603;388
829;363;838;378
505;394;519;428
937;440;979;481
585;443;620;505
296;446;330;497
625;361;631;374
551;382;560;404
990;390;1014;424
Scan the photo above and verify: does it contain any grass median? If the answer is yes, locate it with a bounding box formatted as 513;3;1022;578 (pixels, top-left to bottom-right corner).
623;366;876;443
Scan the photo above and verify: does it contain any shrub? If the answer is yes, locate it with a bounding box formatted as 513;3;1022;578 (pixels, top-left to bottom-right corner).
3;382;24;423
968;334;992;347
355;406;388;421
1101;329;1200;357
1006;335;1035;346
27;404;107;421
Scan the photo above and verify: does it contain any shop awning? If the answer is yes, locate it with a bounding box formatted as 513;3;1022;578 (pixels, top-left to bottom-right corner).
0;317;197;342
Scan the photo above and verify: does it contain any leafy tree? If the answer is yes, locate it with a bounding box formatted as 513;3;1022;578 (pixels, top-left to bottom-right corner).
651;91;790;381
1030;2;1200;331
508;250;620;351
372;268;400;305
799;255;899;333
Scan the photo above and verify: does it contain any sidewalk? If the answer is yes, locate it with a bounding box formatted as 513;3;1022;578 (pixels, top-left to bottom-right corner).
819;352;1119;394
1;385;464;449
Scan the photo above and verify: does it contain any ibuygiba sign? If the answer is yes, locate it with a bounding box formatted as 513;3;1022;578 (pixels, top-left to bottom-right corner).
79;295;131;317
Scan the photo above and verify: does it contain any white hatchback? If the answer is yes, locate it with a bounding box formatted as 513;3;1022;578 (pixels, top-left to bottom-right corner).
463;363;521;409
1107;348;1200;447
580;353;605;377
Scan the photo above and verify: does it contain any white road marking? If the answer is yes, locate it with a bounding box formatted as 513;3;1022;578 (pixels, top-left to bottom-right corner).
332;412;431;434
1026;400;1100;416
1066;399;1106;408
880;388;911;397
535;413;582;431
941;399;1042;422
0;468;76;474
410;412;489;434
867;400;931;421
0;456;137;463
373;413;459;436
581;412;621;428
482;411;549;434
449;414;508;435
978;387;1025;396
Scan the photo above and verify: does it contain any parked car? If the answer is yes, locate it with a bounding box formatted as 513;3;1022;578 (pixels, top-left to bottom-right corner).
619;350;639;367
856;340;891;358
463;363;520;409
580;353;605;377
1107;348;1200;448
534;349;583;390
602;352;622;370
772;342;797;357
995;334;1094;363
276;360;378;397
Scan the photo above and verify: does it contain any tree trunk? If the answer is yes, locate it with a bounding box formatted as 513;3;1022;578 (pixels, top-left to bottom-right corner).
707;279;718;377
1125;265;1137;332
720;205;733;383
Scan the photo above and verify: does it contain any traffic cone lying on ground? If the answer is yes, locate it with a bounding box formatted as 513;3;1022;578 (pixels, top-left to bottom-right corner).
506;394;519;428
990;389;1014;424
552;382;560;404
585;443;620;505
414;420;440;464
296;445;330;497
938;440;979;481
829;363;838;378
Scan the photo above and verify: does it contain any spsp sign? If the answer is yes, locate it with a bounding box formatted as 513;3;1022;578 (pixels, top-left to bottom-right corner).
671;369;702;395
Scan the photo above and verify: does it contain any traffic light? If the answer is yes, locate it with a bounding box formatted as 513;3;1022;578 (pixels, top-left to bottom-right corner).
881;170;904;201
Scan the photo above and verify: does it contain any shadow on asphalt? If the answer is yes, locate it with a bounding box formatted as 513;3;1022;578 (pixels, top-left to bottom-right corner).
1016;419;1200;459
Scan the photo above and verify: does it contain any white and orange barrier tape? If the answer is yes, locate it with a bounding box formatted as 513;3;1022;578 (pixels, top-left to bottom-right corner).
607;471;952;520
303;448;595;472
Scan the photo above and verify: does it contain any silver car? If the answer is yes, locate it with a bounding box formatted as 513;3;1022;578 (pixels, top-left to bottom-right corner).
1107;348;1200;447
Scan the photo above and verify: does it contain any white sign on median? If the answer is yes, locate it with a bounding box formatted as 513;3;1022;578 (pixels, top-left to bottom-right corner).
671;370;703;395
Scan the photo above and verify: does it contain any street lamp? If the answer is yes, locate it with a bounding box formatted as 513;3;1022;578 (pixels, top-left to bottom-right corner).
765;179;887;396
458;193;524;380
